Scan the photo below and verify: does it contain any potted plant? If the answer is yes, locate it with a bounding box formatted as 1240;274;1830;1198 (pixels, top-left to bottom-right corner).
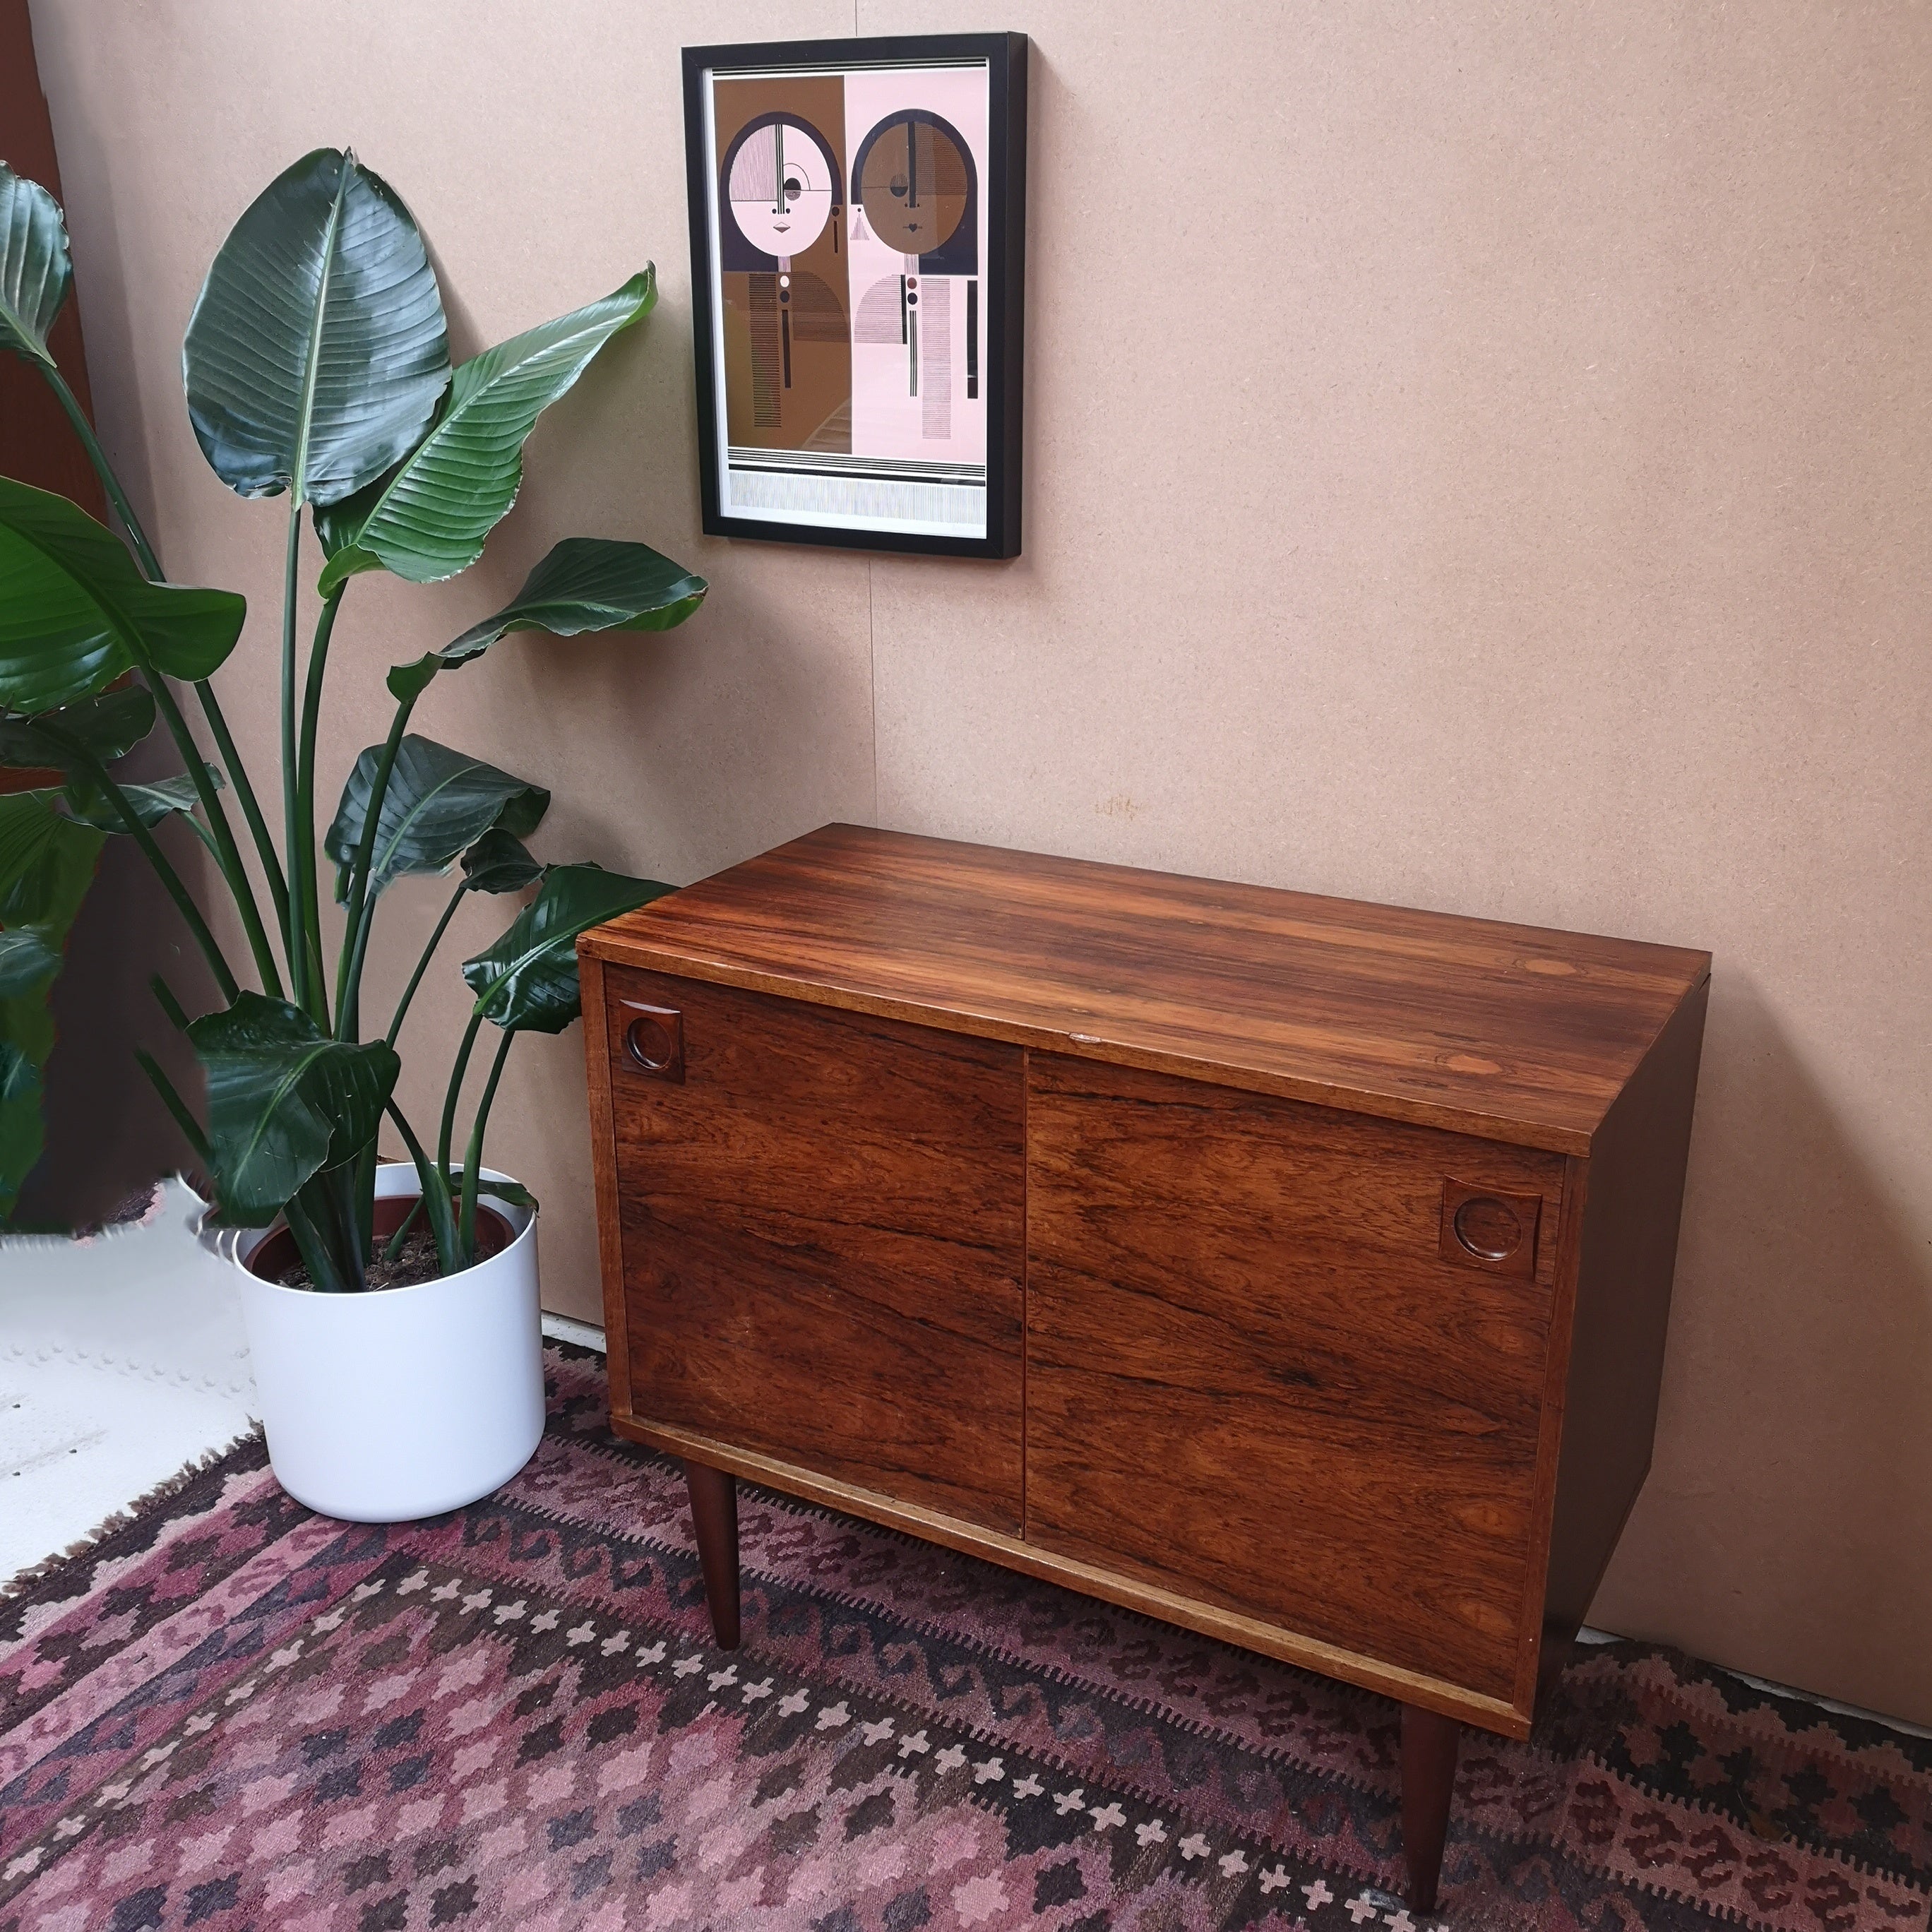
0;148;706;1517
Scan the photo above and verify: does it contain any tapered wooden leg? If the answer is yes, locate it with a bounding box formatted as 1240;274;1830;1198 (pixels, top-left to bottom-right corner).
684;1461;740;1650
1400;1704;1460;1914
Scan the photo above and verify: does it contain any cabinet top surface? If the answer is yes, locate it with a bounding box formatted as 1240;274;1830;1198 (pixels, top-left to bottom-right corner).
583;823;1710;1152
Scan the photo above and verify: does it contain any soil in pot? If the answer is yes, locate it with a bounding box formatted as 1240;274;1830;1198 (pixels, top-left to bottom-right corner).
245;1192;513;1290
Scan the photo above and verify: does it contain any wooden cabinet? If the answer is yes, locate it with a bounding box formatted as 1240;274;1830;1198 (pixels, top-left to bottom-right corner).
580;824;1710;1911
1025;1055;1566;1712
602;966;1027;1532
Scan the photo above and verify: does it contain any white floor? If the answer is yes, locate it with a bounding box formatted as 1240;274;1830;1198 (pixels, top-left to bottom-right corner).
0;1179;257;1587
0;1181;595;1594
1;1191;1924;1745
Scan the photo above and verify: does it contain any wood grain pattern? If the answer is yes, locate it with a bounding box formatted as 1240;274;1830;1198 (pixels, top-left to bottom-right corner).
583;823;1712;1156
608;1409;1526;1733
580;824;1710;1762
1023;1054;1567;1704
607;965;1027;1532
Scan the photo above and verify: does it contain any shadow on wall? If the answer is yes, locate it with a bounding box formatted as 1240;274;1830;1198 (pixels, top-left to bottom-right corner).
17;771;215;1229
1594;974;1932;1723
461;306;875;869
2;0;209;1227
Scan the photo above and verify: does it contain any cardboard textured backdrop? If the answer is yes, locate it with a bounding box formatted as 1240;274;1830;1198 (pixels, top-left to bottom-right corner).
26;0;1931;1725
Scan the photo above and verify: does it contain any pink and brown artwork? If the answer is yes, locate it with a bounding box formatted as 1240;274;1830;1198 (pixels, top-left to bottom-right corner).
685;37;1027;557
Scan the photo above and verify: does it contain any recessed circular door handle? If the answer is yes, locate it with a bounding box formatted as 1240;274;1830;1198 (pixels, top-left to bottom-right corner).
622;1002;684;1081
626;1016;674;1068
1438;1178;1544;1277
1453;1194;1523;1262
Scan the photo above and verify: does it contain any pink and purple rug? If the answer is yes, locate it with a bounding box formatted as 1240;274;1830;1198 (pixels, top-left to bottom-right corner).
3;1348;1926;1931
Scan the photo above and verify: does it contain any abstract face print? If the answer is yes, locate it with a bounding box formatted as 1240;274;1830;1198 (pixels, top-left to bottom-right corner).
698;54;997;544
857;114;970;256
727;118;837;258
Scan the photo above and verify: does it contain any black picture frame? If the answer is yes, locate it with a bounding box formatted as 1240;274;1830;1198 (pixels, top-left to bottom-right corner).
681;33;1028;559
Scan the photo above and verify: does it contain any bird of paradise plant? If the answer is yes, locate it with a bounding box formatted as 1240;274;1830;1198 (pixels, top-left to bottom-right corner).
0;148;705;1275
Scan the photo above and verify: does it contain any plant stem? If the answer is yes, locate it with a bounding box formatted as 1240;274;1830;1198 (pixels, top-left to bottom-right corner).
307;929;330;1019
328;1163;367;1291
382;1195;424;1264
193;679;291;961
35;355;287;999
353;1139;376;1269
137;664;283;999
458;1027;515;1262
385;1099;458;1276
42;363;162;579
280;503;306;1013
281;1189;349;1294
136;1047;210;1167
288;1168;366;1292
333;688;423;1039
148;971;191;1033
386;878;467;1046
43;724;238;1001
176;813;222;863
294;587;344;1029
438;1009;484;1179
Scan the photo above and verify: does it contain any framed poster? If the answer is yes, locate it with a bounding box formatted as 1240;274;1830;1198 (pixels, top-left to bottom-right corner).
682;33;1027;559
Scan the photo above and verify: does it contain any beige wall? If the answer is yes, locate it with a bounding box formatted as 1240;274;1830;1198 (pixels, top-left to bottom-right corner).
30;1;1931;1724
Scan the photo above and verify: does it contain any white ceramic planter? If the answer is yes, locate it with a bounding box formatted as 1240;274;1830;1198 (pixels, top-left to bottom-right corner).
208;1164;544;1522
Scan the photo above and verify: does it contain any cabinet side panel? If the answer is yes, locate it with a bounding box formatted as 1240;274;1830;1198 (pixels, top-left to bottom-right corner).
1544;977;1711;1634
610;967;1027;1533
1025;1055;1566;1707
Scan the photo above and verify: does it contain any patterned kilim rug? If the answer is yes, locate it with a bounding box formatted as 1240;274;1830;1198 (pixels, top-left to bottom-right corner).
3;1347;1926;1931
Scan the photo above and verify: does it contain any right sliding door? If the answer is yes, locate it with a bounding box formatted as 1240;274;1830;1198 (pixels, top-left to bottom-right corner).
1022;1052;1568;1707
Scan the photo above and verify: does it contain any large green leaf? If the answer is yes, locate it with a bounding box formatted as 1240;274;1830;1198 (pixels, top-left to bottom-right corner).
0;683;155;772
62;763;225;832
0;927;59;996
476;1176;537;1212
316;271;656;590
441;538;707;667
366;537;708;717
323;734;549;904
0;926;59;996
460;826;542;895
0;477;247;710
0;1038;43;1221
188;991;400;1225
0;786;105;930
384;652;441;706
0;1037;36;1099
311;491;370;562
182;147;449;506
0;162;71;370
462;864;672;1035
0;791;103;1222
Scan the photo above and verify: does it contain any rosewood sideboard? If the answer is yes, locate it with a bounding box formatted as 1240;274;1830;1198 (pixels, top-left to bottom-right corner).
578;823;1710;1912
